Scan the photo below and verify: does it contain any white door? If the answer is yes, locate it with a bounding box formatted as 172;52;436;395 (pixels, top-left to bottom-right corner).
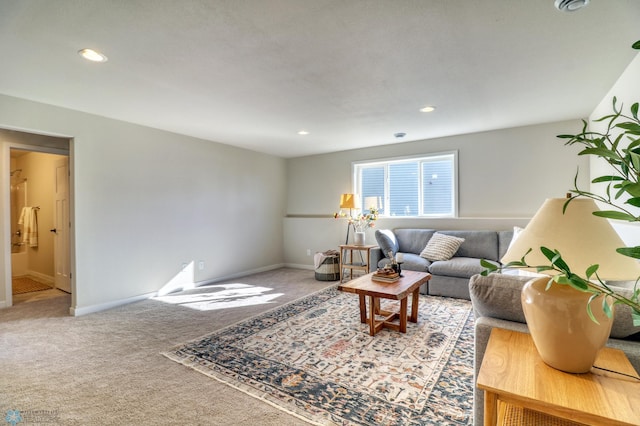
53;157;71;293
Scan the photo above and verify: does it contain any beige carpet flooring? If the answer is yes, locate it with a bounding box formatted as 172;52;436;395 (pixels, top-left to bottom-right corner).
0;268;335;425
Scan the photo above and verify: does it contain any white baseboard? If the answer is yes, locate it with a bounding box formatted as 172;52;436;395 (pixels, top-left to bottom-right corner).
284;263;314;271
70;291;156;316
26;270;54;285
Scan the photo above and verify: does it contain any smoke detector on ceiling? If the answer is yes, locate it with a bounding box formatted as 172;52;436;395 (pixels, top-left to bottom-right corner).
554;0;589;12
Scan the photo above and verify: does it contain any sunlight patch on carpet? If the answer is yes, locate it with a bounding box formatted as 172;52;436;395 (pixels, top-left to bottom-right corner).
152;283;284;311
163;285;474;425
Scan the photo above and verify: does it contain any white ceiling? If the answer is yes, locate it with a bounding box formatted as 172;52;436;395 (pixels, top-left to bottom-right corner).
1;1;639;158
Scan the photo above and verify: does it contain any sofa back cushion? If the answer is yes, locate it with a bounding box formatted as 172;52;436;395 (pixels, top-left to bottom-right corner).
394;228;436;255
438;230;499;261
498;230;515;260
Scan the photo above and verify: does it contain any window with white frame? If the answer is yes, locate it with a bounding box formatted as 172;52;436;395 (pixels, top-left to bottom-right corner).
354;152;458;217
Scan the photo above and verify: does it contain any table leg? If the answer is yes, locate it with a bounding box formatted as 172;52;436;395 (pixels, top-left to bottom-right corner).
483;391;498;426
368;295;377;336
399;297;408;333
358;294;366;323
410;288;419;323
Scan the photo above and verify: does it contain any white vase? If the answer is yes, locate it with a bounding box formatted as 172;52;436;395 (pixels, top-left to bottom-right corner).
521;276;614;373
353;231;365;246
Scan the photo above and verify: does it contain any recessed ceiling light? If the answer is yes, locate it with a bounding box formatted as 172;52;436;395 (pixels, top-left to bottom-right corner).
298;130;309;135
78;48;108;62
420;106;436;113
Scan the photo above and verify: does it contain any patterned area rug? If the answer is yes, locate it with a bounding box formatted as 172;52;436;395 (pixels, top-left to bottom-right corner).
12;277;52;295
163;285;474;425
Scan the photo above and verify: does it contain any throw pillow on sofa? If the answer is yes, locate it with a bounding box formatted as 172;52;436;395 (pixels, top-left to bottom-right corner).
419;232;465;261
374;229;399;258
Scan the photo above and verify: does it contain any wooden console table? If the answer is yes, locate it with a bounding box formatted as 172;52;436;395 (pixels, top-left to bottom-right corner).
476;328;640;426
338;244;377;283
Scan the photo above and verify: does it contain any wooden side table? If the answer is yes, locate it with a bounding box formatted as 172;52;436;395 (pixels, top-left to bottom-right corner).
338;244;377;283
476;328;640;426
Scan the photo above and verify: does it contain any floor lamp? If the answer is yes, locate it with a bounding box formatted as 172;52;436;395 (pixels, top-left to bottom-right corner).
340;193;359;245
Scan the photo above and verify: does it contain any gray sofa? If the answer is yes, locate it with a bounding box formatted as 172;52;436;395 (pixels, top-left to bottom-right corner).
371;228;513;299
470;273;640;426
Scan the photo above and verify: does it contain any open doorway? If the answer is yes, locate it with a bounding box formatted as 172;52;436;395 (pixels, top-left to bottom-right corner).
3;129;72;308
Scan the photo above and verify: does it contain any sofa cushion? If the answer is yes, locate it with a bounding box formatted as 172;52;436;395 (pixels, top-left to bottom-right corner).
399;253;431;272
439;230;500;261
394;229;436;255
420;232;465;261
609;285;640;339
498;230;515;260
430;257;495;279
374;229;399;258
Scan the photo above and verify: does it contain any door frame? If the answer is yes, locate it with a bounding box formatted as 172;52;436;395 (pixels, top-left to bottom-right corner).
2;139;74;309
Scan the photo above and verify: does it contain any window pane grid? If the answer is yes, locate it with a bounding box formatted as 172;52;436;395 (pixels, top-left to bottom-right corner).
355;153;456;218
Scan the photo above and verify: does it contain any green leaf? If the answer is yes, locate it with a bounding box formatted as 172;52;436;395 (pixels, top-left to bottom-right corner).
480;259;496;269
586;294;600;324
616;122;640;134
568;275;590;291
602;297;613;319
592;175;625;183
632;103;639;120
592;210;636;221
585;264;599;278
633;40;640;50
631;152;640;171
627;138;640;152
616;246;640;259
541;247;570;272
633;310;640;327
626;197;640;208
545;278;556;290
624;183;640;197
578;147;621;161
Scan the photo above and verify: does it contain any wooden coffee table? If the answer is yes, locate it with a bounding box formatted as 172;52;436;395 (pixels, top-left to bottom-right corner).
338;270;431;336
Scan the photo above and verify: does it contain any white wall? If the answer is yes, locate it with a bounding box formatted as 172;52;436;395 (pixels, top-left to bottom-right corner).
0;94;286;314
588;52;640;247
285;120;590;267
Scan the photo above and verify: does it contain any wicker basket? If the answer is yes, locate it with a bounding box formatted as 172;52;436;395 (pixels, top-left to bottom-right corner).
315;255;340;281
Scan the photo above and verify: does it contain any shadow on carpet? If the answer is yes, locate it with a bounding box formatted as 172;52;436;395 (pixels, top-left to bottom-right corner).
163;285;474;425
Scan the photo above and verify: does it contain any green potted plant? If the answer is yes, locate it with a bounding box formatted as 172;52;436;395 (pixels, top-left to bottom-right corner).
481;41;640;372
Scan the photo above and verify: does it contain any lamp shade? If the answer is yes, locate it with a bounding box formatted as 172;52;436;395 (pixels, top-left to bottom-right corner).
363;196;379;210
502;198;640;281
340;193;360;209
